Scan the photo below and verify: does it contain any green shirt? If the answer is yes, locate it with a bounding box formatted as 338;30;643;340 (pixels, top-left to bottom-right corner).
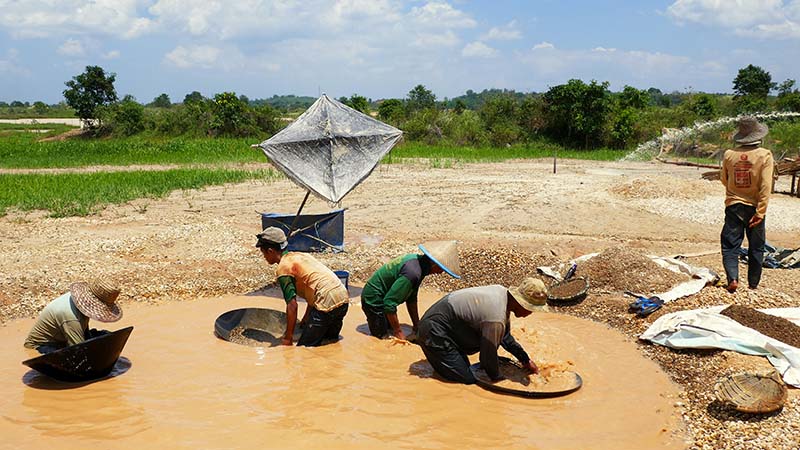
362;254;428;313
24;293;89;349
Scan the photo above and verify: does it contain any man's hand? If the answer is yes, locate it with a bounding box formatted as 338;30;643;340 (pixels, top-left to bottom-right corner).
748;215;763;228
281;337;293;346
523;360;539;375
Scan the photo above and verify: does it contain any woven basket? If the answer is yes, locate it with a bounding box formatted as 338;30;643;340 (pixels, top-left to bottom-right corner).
714;372;788;414
547;277;589;304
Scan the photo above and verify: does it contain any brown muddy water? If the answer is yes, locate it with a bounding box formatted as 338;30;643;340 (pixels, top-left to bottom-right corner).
0;290;686;449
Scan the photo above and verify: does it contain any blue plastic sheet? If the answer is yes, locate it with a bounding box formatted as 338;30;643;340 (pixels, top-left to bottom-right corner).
260;209;344;253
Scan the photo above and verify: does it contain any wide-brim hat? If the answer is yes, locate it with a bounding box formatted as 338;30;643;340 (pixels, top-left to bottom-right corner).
419;241;461;279
508;277;548;312
70;280;123;323
733;116;768;144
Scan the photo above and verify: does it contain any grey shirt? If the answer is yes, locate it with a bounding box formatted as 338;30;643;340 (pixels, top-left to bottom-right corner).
24;293;89;349
445;285;530;378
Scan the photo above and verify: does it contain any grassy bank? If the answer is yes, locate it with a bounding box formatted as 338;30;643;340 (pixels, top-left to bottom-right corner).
0;135;266;169
384;141;629;163
0;168;277;217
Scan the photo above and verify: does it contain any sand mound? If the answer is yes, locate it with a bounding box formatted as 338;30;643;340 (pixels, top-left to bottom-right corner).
610;177;714;200
575;246;689;295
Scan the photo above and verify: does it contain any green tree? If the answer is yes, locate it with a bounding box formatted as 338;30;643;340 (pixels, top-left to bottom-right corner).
543;79;612;148
453;99;466;114
619;86;649;110
32;101;49;115
406;84;436;112
610;108;639;148
479;94;522;147
183;91;204;104
151;93;171;108
733;64;775;98
687;93;717;119
210;92;251;136
63;65;118;126
112;95;145;135
340;94;370;113
777;79;800;112
378;99;405;123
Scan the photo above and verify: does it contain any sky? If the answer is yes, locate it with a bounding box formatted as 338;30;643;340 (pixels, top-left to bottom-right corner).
1;0;800;104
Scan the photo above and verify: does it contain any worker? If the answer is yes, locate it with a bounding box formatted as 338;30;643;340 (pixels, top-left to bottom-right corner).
361;241;460;340
256;226;349;346
416;277;545;384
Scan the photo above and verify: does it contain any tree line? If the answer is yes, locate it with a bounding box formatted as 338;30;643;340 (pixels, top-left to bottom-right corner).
25;63;800;147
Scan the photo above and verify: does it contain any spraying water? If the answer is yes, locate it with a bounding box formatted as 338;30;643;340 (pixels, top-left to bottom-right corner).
624;112;800;161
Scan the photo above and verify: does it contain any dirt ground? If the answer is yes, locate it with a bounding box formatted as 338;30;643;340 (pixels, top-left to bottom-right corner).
2;158;800;449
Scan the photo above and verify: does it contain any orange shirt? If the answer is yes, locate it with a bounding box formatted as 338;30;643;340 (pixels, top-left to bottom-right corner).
720;146;774;218
276;252;348;312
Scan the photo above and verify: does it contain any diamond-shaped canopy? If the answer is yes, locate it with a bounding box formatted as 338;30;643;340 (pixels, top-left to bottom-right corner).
258;95;403;203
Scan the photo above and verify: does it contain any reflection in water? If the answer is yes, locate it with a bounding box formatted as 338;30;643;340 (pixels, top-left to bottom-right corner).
0;292;686;449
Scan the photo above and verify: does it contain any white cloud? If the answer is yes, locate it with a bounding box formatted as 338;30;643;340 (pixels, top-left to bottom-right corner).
164;45;223;69
532;41;554;50
666;0;800;39
462;41;497;58
409;1;476;28
481;20;521;41
57;39;86;56
103;50;121;59
0;48;28;76
411;30;460;48
0;0;154;39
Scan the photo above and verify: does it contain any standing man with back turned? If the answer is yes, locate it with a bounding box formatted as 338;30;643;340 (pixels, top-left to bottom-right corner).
720;116;774;293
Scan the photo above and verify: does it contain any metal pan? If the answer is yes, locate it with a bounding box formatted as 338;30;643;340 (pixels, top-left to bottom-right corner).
22;326;134;382
470;356;582;398
214;308;301;347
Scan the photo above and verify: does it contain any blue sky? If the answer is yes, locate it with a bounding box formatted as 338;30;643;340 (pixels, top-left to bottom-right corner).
1;0;799;104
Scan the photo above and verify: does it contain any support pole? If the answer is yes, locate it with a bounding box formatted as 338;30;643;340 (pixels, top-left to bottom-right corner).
288;191;311;237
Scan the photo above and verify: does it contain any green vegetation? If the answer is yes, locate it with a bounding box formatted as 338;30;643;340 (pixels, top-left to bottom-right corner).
0;136;266;169
0;168;277;217
0;123;75;134
384;141;627;163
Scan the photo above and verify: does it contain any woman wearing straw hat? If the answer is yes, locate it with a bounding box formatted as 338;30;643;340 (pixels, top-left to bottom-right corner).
24;280;122;355
720;116;775;292
361;241;461;341
416;278;545;384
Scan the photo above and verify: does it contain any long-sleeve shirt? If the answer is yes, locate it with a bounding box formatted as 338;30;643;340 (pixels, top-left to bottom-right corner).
24;293;89;349
424;285;530;380
362;254;430;313
720;146;774;218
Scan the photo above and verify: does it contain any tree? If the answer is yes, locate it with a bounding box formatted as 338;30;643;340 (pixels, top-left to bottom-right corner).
210;92;251;136
341;94;369;113
479;94;522;147
543;79;612;148
618;86;649;110
63;65;118;126
10;100;25;107
112;95;145;135
687;93;717;119
378;99;405;123
32;101;49;115
733;64;775;98
183;91;204;104
406;84;436;112
151;93;171;108
777;79;800;112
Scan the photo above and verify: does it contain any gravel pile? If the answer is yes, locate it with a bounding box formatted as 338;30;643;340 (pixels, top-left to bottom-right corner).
721;305;800;348
575;246;690;294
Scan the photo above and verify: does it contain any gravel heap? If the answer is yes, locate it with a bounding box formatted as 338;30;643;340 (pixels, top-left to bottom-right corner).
721;305;800;349
575;246;690;294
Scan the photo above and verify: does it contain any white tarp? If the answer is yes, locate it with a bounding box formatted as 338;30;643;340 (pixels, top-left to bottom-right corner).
640;305;800;387
258;95;403;203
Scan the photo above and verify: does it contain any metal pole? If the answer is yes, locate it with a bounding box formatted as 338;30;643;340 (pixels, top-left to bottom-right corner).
288;191;311;237
553;149;557;174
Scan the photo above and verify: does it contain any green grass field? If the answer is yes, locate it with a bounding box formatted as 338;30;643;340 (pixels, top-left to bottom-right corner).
0;168;278;217
384;141;629;163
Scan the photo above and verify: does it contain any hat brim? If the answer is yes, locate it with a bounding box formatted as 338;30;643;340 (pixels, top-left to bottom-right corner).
419;244;461;279
508;287;546;312
69;282;123;323
733;123;768;144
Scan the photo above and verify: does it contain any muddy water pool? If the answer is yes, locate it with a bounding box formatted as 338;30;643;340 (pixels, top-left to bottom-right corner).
0;290;686;449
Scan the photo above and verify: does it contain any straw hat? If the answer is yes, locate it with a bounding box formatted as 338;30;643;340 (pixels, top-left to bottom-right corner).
509;277;548;312
733;116;768;145
419;241;461;279
69;280;123;323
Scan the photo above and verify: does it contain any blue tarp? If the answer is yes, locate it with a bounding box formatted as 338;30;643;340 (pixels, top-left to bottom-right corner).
260;209;345;253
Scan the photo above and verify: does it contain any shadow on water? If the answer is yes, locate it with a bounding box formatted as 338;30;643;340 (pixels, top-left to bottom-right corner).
355;323;413;337
22;356;132;390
